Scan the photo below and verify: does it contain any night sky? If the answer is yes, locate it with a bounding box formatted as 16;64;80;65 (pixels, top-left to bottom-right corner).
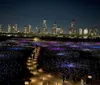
0;0;100;33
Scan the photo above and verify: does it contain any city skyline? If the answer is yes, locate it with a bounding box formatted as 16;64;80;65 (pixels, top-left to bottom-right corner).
0;20;99;34
0;0;100;32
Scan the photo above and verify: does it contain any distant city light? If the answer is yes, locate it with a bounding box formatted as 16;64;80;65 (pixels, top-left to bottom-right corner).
0;20;99;39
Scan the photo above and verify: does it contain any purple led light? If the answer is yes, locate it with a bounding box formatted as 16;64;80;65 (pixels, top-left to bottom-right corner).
95;42;100;45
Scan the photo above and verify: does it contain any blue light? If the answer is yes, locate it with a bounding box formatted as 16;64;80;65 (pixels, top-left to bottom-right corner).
88;45;100;49
61;63;74;68
56;52;66;56
7;47;23;51
67;64;74;67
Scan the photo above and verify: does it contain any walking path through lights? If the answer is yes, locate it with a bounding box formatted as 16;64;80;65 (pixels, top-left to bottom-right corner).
27;46;81;85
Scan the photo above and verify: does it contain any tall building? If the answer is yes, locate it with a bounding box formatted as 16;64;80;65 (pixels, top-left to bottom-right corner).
8;24;11;33
12;25;15;33
24;25;27;33
93;27;98;35
28;25;32;33
56;27;61;34
79;28;82;35
88;29;92;35
43;20;47;34
68;29;72;34
84;28;88;35
56;27;63;34
0;24;2;32
60;28;64;34
52;21;57;34
14;24;18;33
74;29;77;34
36;26;40;33
70;20;75;33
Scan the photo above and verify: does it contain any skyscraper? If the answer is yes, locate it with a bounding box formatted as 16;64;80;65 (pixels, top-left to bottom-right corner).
88;29;92;35
79;28;82;35
93;27;98;35
56;27;63;34
36;26;40;34
12;25;15;33
8;24;11;33
24;25;27;33
60;28;64;34
0;24;2;32
43;20;47;34
68;28;72;34
52;21;57;34
84;28;88;35
28;25;32;33
14;24;18;33
70;20;75;33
